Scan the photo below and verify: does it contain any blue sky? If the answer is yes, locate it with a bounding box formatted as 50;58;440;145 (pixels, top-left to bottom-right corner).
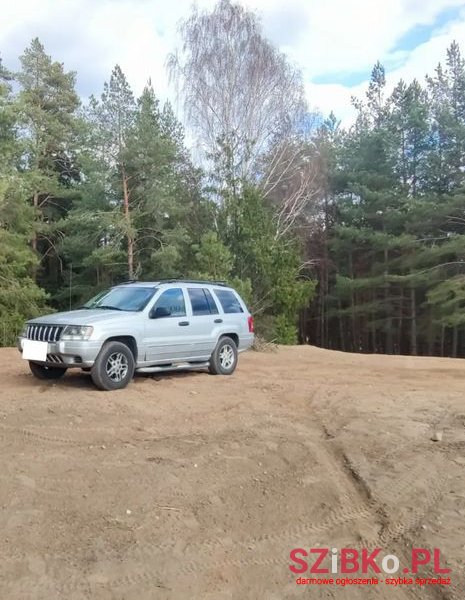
312;4;464;87
395;4;462;51
1;0;465;124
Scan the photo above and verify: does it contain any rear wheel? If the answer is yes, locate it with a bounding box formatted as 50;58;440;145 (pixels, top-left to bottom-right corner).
29;361;67;380
91;341;135;391
209;336;238;375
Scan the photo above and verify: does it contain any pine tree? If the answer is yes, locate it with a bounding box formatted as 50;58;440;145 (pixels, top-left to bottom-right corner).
309;43;465;357
62;80;209;304
0;54;47;343
86;65;137;278
16;38;81;292
124;84;192;279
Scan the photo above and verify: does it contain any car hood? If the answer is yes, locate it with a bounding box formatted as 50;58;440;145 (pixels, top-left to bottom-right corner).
28;309;139;326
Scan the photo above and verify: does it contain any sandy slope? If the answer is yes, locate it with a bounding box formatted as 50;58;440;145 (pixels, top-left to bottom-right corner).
0;345;464;599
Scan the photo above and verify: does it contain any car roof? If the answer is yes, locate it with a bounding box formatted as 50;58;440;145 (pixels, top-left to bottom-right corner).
117;280;231;289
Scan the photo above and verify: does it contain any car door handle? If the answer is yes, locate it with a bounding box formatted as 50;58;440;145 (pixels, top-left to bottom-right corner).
178;321;190;326
214;318;223;323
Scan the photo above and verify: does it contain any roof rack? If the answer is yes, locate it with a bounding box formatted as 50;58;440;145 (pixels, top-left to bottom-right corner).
120;279;139;284
157;279;229;287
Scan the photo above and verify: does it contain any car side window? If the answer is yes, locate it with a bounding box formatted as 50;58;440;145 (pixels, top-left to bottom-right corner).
213;289;244;314
153;288;186;317
188;288;212;316
204;289;219;314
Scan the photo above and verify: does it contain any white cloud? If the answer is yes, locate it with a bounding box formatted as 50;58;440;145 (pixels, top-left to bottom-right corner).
1;0;465;126
385;8;465;85
249;0;465;77
305;4;465;123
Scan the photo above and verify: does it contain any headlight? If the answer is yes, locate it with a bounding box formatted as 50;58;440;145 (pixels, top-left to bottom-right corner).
20;325;28;338
61;325;94;341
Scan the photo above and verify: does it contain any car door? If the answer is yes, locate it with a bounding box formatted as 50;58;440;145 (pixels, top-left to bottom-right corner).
211;287;245;337
144;287;191;363
185;287;221;359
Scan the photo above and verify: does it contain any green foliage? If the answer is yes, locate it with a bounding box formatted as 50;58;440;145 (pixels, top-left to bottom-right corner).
189;232;233;281
216;184;315;340
15;38;81;300
427;276;465;328
0;213;49;343
0;52;49;343
7;33;465;358
313;41;465;357
274;314;298;345
188;232;254;311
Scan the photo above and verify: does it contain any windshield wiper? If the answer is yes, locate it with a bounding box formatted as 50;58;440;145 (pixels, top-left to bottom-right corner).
94;305;125;311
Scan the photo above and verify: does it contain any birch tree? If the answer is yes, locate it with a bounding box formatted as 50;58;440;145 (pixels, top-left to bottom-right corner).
168;0;307;182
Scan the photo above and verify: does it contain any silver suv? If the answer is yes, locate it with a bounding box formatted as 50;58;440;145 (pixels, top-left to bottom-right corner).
17;280;254;390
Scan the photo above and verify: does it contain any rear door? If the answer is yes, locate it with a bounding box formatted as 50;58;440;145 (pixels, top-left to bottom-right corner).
144;287;191;363
184;287;221;359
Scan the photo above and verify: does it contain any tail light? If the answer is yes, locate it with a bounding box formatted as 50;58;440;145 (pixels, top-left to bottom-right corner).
248;316;254;333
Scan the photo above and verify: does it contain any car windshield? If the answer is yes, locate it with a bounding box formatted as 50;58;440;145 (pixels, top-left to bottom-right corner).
83;287;157;312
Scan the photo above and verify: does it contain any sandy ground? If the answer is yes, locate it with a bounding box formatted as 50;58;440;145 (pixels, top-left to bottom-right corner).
0;346;464;599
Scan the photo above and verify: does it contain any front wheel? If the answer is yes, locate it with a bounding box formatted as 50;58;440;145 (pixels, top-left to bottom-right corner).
91;342;135;391
29;361;67;380
209;336;238;375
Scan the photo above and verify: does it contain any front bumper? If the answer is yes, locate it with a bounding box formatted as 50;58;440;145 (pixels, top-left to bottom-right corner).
17;337;102;368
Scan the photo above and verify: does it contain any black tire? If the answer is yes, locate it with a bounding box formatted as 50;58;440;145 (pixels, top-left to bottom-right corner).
90;341;135;391
208;336;238;375
29;361;67;380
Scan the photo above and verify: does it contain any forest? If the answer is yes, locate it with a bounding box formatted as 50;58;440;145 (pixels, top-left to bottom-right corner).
1;0;465;357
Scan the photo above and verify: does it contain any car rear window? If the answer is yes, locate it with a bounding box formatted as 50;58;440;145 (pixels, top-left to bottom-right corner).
188;288;210;315
214;289;244;313
204;289;219;314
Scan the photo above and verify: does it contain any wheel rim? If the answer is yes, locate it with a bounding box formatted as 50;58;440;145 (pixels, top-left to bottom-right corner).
219;344;235;369
106;352;129;382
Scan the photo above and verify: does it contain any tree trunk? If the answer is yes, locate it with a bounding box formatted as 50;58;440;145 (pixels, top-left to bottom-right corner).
397;288;403;354
371;294;377;353
32;192;39;252
427;316;434;356
452;326;458;358
30;192;40;281
348;250;356;351
322;196;330;348
410;286;417;355
122;171;134;279
384;247;393;354
318;281;325;347
338;302;345;351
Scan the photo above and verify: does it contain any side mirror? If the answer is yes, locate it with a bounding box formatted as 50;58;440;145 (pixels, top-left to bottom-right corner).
150;306;171;319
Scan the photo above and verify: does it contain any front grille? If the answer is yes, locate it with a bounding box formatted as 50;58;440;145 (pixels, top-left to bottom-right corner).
26;324;64;343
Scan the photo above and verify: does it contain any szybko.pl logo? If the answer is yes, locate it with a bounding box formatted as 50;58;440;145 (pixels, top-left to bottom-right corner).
289;548;451;587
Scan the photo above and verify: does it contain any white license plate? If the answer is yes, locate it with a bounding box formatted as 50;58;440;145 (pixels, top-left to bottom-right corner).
22;340;49;361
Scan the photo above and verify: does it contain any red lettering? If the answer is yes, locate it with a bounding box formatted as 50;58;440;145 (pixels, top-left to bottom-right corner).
289;548;308;574
341;549;359;573
361;548;382;573
411;548;431;573
310;548;329;573
433;549;450;574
